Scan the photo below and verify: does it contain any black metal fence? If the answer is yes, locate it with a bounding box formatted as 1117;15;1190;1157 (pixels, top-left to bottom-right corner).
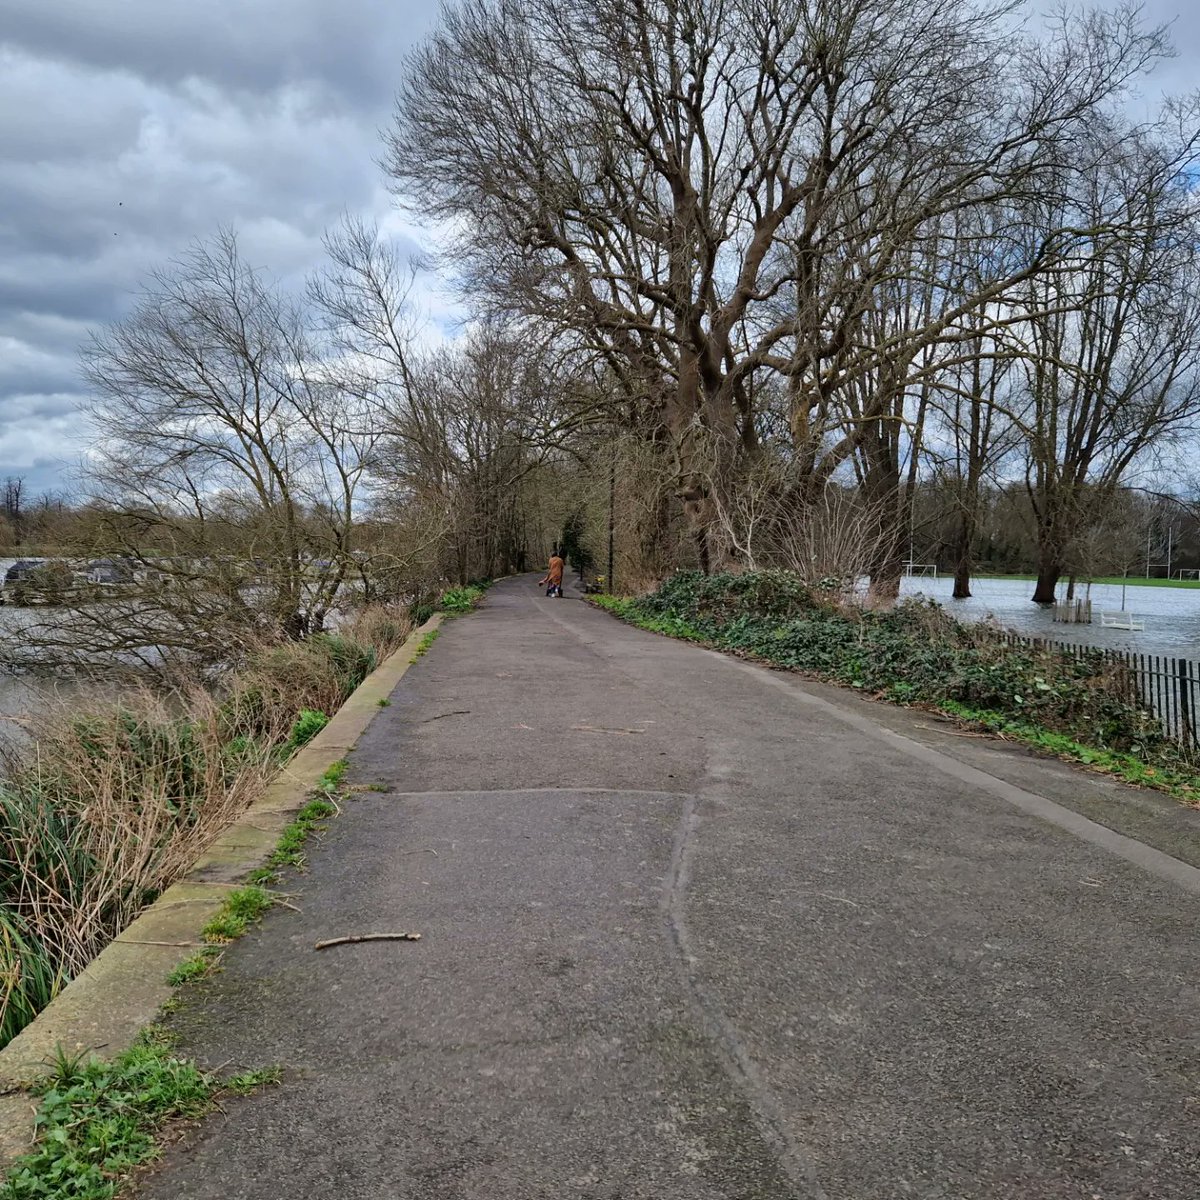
999;632;1199;755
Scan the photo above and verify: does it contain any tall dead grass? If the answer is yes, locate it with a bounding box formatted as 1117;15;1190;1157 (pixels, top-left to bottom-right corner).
0;606;412;1048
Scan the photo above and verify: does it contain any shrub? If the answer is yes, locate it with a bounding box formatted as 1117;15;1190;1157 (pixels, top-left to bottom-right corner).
283;710;329;754
438;585;485;614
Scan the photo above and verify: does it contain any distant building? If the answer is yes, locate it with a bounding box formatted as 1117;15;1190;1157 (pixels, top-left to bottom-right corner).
87;558;136;585
4;559;44;585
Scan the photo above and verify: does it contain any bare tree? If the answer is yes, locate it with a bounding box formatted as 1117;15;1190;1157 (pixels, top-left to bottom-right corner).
2;477;24;547
1015;125;1200;603
387;0;1171;582
5;231;384;675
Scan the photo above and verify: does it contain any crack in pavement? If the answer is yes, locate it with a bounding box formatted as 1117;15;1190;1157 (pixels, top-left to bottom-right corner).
662;747;829;1200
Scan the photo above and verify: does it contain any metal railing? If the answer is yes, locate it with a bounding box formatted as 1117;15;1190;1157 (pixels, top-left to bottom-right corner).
998;632;1198;755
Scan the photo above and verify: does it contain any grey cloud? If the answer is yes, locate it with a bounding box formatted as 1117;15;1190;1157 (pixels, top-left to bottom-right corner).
0;0;441;488
0;0;438;105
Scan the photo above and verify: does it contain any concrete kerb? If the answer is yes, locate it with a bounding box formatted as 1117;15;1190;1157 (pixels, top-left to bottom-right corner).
0;613;444;1163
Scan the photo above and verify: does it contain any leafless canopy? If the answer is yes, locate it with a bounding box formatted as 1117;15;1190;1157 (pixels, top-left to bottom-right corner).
386;0;1182;591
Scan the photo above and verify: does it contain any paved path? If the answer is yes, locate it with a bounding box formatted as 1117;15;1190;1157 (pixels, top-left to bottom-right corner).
142;578;1200;1199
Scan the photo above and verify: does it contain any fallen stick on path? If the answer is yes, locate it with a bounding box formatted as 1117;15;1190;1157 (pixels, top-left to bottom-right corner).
314;932;422;950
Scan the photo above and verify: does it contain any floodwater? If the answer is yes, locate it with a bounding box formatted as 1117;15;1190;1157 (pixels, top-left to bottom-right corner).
901;575;1200;657
0;557;98;738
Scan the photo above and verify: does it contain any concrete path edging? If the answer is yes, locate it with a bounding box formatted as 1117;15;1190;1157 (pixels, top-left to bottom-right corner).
0;614;442;1163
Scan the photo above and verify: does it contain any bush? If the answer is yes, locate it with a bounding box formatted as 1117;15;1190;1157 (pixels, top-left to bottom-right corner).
439;585;486;614
284;710;329;753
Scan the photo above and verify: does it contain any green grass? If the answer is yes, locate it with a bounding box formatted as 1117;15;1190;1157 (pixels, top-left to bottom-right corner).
257;796;338;876
244;762;348;889
0;1040;278;1199
170;770;346;985
165;947;220;987
0;912;65;1050
225;1065;283;1095
938;701;1199;793
414;629;440;657
280;709;329;755
198;885;273;945
165;883;277;986
591;595;707;642
437;580;492;615
320;759;348;789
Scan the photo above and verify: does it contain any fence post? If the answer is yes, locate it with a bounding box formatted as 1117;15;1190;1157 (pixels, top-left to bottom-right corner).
1179;658;1195;748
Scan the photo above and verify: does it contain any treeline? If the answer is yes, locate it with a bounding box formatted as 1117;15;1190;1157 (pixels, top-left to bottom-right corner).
0;227;578;673
910;483;1200;588
0;479;79;553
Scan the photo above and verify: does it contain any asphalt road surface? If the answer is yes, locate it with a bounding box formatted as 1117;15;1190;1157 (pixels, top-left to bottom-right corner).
141;576;1200;1199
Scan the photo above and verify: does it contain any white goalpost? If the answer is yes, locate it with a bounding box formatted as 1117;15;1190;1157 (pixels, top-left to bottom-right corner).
1175;568;1200;581
903;563;938;578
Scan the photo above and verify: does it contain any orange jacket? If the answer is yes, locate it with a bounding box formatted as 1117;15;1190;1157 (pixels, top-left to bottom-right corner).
539;556;565;585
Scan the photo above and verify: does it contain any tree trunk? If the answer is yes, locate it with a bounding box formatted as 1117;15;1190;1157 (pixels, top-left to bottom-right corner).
951;511;974;599
864;455;905;605
1032;552;1061;604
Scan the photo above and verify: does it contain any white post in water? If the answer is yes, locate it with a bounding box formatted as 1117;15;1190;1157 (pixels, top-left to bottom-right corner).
1122;569;1128;611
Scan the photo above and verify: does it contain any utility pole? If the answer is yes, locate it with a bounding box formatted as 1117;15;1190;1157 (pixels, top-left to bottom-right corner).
607;439;615;594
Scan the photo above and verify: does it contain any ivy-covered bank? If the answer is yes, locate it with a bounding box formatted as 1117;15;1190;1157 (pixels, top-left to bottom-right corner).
595;572;1199;805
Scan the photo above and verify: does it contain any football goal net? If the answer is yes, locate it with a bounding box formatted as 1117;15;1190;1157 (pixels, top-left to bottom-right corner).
1175;568;1200;581
903;563;938;578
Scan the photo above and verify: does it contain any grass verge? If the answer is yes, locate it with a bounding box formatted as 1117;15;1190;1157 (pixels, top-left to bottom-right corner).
162;885;274;989
0;1033;279;1200
594;574;1200;806
169;760;349;987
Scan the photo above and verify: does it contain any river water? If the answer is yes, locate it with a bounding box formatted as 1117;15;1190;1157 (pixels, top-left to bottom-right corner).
900;575;1200;657
0;558;104;741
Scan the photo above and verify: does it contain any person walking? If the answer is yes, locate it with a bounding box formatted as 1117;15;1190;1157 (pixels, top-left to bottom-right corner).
539;551;565;598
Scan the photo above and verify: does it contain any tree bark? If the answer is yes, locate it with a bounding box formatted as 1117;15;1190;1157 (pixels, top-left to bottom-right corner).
951;511;974;599
1032;550;1061;604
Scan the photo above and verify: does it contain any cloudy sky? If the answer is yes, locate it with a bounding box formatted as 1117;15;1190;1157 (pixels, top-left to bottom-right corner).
0;0;447;495
1;1;1197;495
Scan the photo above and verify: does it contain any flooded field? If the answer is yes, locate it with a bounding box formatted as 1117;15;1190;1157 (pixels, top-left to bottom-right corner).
902;575;1200;657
